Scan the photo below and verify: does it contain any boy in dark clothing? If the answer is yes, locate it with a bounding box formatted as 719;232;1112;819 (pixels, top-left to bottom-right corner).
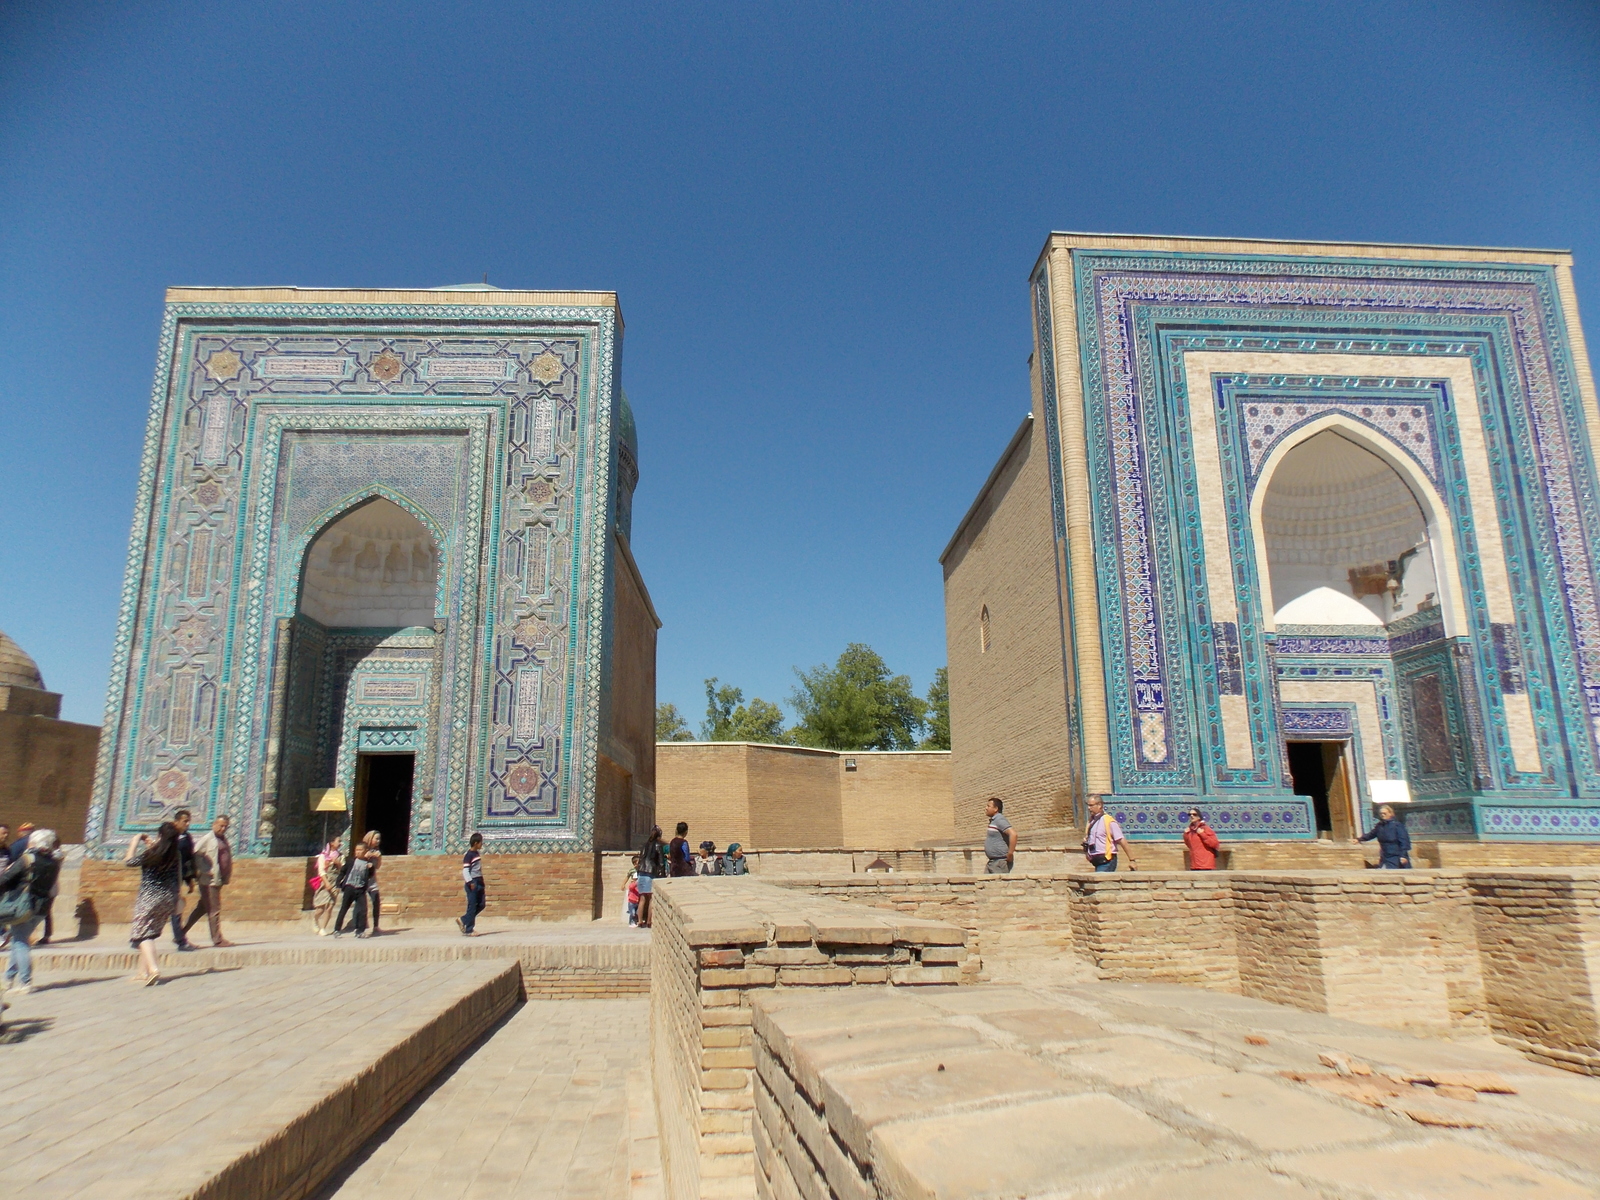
334;845;372;936
458;833;485;936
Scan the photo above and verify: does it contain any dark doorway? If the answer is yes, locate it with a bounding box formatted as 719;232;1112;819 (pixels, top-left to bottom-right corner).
1287;741;1332;835
355;753;414;854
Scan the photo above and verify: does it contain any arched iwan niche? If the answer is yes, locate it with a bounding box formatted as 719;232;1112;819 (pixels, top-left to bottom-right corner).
1254;428;1455;632
298;497;439;628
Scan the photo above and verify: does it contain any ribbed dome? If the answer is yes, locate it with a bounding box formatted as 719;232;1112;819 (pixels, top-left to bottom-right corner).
0;630;45;690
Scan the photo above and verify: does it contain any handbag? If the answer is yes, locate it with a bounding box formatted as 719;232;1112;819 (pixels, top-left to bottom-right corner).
0;853;36;925
1082;816;1111;866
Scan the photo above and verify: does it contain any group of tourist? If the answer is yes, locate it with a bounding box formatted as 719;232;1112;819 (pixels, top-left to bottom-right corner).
0;822;62;996
624;821;749;927
307;829;389;939
122;808;236;984
985;796;1414;874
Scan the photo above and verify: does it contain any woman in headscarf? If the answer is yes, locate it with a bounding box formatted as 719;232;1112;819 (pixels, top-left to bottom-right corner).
126;821;183;984
1;828;61;995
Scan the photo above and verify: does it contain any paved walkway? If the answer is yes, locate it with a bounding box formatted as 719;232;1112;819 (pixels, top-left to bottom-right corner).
0;960;517;1199
319;998;661;1200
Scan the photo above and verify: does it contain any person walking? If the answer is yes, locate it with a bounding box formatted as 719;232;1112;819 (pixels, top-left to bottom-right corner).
361;831;384;935
984;798;1016;874
1183;808;1221;870
636;826;665;927
1082;797;1136;873
168;808;199;951
668;822;694;877
1;829;61;996
7;821;34;863
334;844;372;937
126;821;183;984
1359;805;1412;869
720;843;749;876
311;839;344;935
183;815;235;946
458;833;485;936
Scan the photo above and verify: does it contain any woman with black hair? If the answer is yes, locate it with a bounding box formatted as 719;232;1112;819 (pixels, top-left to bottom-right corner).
125;821;183;985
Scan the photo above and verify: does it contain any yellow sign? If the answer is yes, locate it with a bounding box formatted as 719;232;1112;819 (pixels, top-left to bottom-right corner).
309;787;347;813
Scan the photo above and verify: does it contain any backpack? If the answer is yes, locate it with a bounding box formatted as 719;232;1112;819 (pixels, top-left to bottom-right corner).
0;852;37;926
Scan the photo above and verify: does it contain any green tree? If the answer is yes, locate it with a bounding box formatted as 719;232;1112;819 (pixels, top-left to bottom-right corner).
702;678;791;743
656;702;694;742
789;644;928;750
921;666;950;750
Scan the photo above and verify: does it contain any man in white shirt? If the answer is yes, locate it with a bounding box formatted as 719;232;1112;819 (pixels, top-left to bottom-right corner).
183;815;235;947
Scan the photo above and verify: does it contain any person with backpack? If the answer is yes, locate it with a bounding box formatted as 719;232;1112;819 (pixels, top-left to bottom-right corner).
334;843;373;937
1;828;61;996
1082;797;1136;873
668;822;694;878
636;826;665;928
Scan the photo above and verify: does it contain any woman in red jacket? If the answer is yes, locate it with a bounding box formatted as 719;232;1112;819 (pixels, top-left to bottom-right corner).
1184;808;1221;870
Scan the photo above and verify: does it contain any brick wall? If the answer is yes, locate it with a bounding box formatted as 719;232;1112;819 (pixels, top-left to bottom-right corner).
80;851;599;924
942;419;1076;837
0;710;98;842
598;533;660;850
655;744;954;852
649;879;971;1200
1468;869;1600;1074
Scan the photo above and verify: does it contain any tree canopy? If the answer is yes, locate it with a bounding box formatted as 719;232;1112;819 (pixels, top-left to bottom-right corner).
921;666;950;750
656;702;694;742
789;643;927;750
701;678;791;743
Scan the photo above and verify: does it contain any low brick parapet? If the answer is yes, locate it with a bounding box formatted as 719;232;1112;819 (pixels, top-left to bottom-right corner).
649;879;972;1200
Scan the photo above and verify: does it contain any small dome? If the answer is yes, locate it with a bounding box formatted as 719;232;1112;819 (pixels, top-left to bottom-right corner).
0;630;45;690
1275;586;1385;627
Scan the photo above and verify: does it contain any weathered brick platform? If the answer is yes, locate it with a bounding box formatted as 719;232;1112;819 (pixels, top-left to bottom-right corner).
649;879;972;1200
31;922;651;999
1;960;521;1200
751;981;1600;1200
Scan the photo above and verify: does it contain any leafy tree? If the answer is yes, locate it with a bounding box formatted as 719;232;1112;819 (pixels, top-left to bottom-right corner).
702;678;791;743
921;666;950;750
789;644;928;750
656;702;695;742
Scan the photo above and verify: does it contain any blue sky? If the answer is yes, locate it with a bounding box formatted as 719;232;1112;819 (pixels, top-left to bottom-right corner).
1;1;1597;728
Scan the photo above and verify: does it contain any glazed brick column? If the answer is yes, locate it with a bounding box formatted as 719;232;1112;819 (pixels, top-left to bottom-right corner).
1469;869;1600;1074
649;879;971;1200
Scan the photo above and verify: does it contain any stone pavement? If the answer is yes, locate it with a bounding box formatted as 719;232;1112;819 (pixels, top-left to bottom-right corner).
751;978;1600;1199
0;959;519;1200
319;998;662;1200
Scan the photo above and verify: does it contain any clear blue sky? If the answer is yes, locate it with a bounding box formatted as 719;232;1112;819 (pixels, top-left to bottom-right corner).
1;1;1597;728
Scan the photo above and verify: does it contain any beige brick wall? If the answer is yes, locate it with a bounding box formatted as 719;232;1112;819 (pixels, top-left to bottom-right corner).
597;533;660;850
655;744;953;852
0;710;98;843
942;419;1075;838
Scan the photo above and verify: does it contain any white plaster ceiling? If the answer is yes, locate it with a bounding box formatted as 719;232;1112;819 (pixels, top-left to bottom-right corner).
298;498;437;628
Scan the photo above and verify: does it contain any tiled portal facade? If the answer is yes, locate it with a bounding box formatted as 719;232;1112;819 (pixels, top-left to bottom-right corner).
88;286;656;860
948;234;1600;840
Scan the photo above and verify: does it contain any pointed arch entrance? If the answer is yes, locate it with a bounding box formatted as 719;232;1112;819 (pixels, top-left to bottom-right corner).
274;496;443;855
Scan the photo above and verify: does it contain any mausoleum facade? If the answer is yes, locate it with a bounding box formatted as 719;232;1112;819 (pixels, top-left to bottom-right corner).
946;234;1600;842
88;286;657;863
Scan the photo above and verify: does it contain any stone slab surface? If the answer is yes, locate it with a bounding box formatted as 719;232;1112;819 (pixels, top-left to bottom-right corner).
0;959;519;1200
318;998;660;1200
751;978;1600;1198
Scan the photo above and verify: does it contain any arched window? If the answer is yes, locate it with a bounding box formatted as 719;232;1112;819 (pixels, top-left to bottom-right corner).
980;605;991;653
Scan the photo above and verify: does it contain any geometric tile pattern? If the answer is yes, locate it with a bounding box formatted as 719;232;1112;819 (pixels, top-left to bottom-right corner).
1041;247;1600;837
87;300;623;858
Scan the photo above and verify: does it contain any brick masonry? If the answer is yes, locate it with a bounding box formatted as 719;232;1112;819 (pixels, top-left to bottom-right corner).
648;879;971;1200
78;850;600;924
655;744;954;852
